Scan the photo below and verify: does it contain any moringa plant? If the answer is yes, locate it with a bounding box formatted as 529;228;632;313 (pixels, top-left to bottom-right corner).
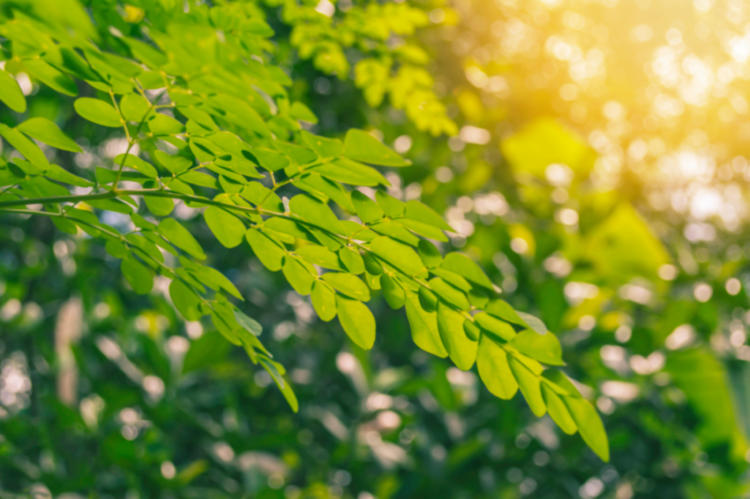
0;0;608;461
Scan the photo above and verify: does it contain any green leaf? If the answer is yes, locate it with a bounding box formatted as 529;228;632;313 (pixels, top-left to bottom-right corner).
296;244;341;269
282;256;315;295
154;150;191;174
311;281;337;321
400;218;448;242
429;277;470;310
476;335;518;399
159;218;206;259
380;274;406;310
246;228;285;271
372;220;420;246
437;303;477;370
369;236;427;278
290;101;318;124
23;59;78;96
315;158;389;186
541;383;577;434
486;299;525;326
120;93;152;122
441;252;494;291
351;191;384;223
169;279;202;320
189;265;242;300
336;295;375;349
339;246;365;274
114;153;158;178
509;356;546;417
404;200;452;231
234;309;263;336
0;123;49;166
375;191;405;217
431;268;471;292
204;206;245;248
343;129;410;166
289;193;341;232
260;357;299;413
474;312;516;342
417;240;442;268
322;272;370;301
516;311;549;335
0;69;26;113
121;256;153;294
418;286;438;312
144;195;174;216
404;291;447;357
564;397;610;461
148;113;184;135
17;117;82;152
74;97;122;127
511;329;564;366
363;253;383;275
463;320;480;341
242;182;284;212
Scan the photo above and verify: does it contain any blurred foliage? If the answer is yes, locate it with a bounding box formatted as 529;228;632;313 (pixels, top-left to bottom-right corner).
1;0;750;498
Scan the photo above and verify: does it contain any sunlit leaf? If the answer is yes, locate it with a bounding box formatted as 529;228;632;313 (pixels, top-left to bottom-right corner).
17;117;82;152
204;206;245;248
74;97;122;127
336;295;375;349
476;335;518;400
0;69;26;112
343;129;410;167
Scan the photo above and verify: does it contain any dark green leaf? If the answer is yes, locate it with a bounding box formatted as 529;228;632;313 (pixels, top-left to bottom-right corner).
121;256;153;294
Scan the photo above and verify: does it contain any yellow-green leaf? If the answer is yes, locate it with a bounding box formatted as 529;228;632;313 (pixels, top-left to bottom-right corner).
0;69;26;112
120;93;152;122
17;117;82;152
246;228;285;271
311;281;337;321
74;97;122;127
565;397;610;461
336;295;375;349
476;335;518;399
369;236;427;278
541;382;577;435
159;218;206;259
509;356;546;417
343;129;410;167
322;272;370;301
437;303;477;370
404;291;447;357
511;329;565;366
204;206;245;248
282;256;315;295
